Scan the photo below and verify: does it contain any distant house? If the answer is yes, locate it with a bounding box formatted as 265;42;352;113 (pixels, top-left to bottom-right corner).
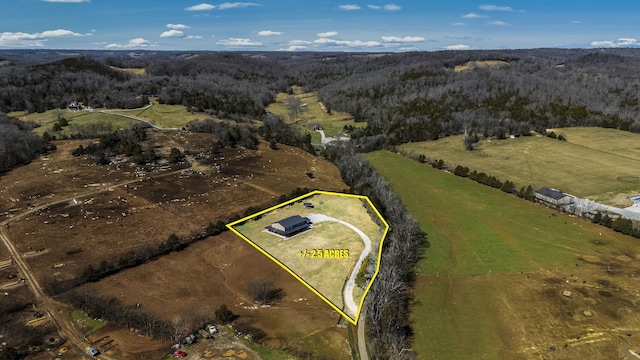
309;123;323;131
535;188;574;207
67;102;82;111
266;215;311;238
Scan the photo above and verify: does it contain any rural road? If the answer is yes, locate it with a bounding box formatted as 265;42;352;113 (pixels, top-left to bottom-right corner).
306;214;372;317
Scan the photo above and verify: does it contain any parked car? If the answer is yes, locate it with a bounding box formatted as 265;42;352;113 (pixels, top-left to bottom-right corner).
208;325;218;334
172;349;186;358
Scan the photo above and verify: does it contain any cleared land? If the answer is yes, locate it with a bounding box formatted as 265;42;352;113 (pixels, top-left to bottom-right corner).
0;131;350;359
367;150;640;360
9;109;137;136
400;127;640;207
454;60;509;72
231;193;385;320
265;87;365;144
108;98;211;128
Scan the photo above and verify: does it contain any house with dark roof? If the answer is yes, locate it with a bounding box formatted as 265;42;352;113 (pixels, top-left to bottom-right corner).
266;215;311;238
535;188;574;207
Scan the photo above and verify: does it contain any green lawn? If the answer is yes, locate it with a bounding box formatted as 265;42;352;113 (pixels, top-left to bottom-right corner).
366;150;640;359
266;88;365;144
70;309;108;335
108;98;210;128
11;109;136;136
399;127;640;206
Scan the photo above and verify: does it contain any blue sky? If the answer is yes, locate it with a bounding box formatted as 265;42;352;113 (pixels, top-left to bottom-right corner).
1;0;639;51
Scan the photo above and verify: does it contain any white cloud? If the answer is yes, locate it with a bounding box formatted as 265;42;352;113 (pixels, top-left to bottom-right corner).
167;24;190;30
463;13;485;18
160;30;184;38
444;44;470;50
383;4;401;11
317;31;339;38
218;2;260;10
186;3;215;11
280;45;307;51
42;0;90;2
452;22;466;26
216;37;262;46
571;20;581;24
257;30;283;36
367;5;380;9
289;39;312;45
106;37;156;48
382;36;425;43
488;20;510;26
617;38;637;45
339;4;361;10
591;38;638;47
0;29;84;47
40;29;83;37
186;35;203;39
479;4;515;11
314;37;382;48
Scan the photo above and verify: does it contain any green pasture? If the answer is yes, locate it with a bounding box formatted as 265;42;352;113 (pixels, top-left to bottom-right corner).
366;150;640;359
70;309;108;335
108;98;210;128
11;109;136;136
266;89;365;144
400;127;640;206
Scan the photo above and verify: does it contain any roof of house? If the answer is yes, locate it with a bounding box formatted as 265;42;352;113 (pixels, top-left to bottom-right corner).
536;187;567;200
275;215;309;229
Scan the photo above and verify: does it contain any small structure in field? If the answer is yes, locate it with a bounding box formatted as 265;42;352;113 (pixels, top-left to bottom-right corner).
266;215;311;238
535;188;574;208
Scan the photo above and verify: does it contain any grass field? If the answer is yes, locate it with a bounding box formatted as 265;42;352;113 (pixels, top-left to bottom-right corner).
265;88;365;144
231;193;384;318
400;127;640;206
108;98;211;128
9;110;136;136
11;98;211;134
366;150;640;360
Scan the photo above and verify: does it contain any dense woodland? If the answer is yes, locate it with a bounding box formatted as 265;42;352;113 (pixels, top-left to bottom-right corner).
3;48;640;359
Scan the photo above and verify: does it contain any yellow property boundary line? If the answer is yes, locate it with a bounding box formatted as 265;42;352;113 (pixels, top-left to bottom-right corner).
226;190;389;325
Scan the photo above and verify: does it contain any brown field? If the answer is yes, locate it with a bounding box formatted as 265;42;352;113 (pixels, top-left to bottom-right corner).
454;60;509;72
110;66;147;76
0;130;350;359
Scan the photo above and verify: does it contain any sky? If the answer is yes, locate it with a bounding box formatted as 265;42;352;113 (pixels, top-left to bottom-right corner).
1;0;639;52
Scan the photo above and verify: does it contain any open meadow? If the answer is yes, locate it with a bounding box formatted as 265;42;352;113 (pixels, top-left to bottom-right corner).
231;193;384;320
0;130;351;359
265;88;365;144
400;127;640;207
367;150;640;360
108;98;211;128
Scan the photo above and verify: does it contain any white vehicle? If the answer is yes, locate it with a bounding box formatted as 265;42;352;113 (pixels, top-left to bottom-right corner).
208;325;218;334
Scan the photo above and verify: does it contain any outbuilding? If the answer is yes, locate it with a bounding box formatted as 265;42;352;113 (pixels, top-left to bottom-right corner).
266;215;311;238
535;188;574;207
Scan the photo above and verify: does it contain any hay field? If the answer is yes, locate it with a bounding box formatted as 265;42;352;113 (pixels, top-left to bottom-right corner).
266;87;365;144
10;109;135;136
400;127;640;206
367;150;640;360
109;98;211;128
